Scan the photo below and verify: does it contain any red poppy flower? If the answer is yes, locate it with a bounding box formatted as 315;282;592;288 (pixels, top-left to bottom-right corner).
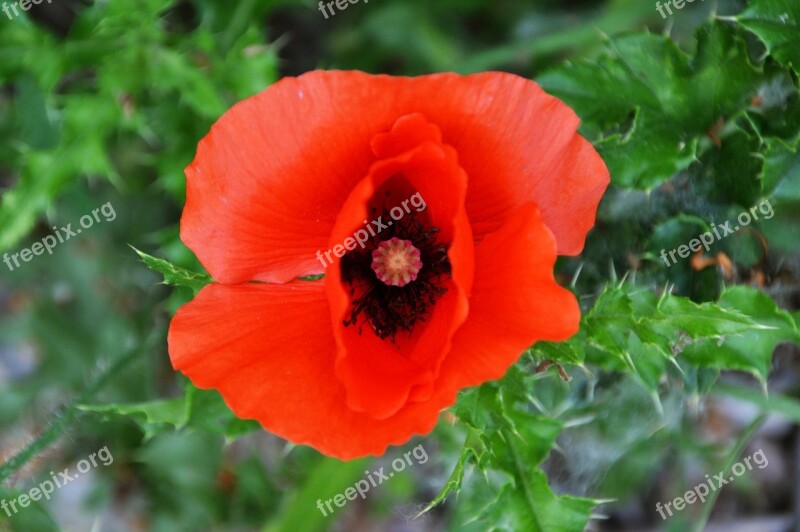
168;71;609;460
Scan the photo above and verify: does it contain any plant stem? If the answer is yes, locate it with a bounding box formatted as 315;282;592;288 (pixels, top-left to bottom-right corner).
692;413;768;531
0;334;157;484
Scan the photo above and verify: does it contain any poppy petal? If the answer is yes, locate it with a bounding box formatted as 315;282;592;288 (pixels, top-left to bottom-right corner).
324;117;473;419
182;71;607;286
439;202;581;390
167;281;453;460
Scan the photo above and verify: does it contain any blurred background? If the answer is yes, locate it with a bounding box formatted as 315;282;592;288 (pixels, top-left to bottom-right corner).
1;0;799;530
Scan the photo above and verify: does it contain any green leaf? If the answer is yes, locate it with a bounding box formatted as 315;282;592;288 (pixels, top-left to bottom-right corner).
131;246;212;293
450;370;599;531
14;73;59;150
531;340;583;366
262;456;369;532
680;286;800;381
151;48;228;119
0;153;74;252
183;384;262;442
483;469;601;532
483;397;600;531
548;282;794;393
763;138;800;202
651;292;764;338
737;0;800;73
77;398;187;439
698;126;764;206
583;283;637;359
625;333;668;391
417;427;486;517
78;384;260;441
538;22;761;188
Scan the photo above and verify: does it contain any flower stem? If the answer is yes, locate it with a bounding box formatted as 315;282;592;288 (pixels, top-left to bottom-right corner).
692;412;768;531
0;333;158;484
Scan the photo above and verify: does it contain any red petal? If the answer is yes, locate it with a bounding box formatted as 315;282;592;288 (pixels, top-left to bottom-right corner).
182;72;607;285
439;203;580;390
168;282;453;460
324;117;473;419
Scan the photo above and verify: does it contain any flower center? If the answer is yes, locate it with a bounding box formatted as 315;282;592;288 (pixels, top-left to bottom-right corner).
371;238;422;287
340;204;450;342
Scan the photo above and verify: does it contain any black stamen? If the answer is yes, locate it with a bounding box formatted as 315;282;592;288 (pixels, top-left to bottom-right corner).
340;206;450;342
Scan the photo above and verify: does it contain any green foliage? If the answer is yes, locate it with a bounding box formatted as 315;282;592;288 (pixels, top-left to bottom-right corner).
424;282;799;529
538;23;763;188
430;370;602;531
763;139;800;202
681;286;800;378
77;383;260;441
1;0;799;530
737;0;800;73
417;428;485;516
132;247;212;294
534;283;798;389
0;0;278;252
262;456;369;532
0;485;59;532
